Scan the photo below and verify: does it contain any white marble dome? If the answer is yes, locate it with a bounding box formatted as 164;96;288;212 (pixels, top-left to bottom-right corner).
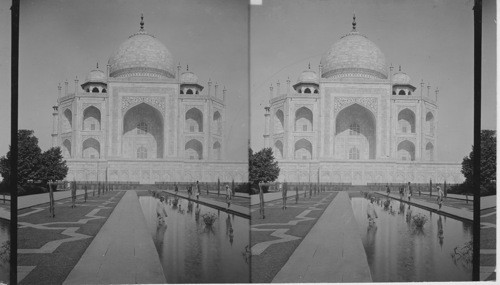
393;71;411;84
108;31;175;79
320;31;387;79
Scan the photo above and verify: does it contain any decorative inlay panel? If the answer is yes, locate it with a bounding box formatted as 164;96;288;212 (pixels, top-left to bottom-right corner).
82;103;101;111
121;96;166;115
334;97;378;116
81;135;100;142
397;136;416;144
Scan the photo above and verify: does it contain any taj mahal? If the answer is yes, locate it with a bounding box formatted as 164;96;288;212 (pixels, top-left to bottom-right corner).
51;16;247;184
262;16;464;185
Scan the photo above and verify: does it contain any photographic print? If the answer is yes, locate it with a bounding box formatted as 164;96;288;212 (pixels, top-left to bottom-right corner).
249;0;495;282
15;0;250;283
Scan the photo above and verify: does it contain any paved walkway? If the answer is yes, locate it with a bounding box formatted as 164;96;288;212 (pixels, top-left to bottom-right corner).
19;190;86;210
64;191;165;284
272;192;371;283
162;190;250;218
480;206;496;281
250;190;308;206
375;192;473;221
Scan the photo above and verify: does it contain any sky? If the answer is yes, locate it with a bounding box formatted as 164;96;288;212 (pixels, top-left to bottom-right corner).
250;0;496;163
12;0;249;162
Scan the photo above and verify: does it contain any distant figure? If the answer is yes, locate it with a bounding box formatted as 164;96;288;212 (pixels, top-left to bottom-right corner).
407;182;412;202
174;183;178;195
188;184;193;197
156;196;168;224
386;184;390;196
437;186;444;210
282;182;287;210
399;186;404;199
225;184;232;209
196;181;200;201
366;197;378;225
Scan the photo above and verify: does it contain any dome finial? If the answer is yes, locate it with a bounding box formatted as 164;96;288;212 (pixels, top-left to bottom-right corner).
352;13;356;31
140;13;144;31
96;62;99;69
399;65;401;72
308;62;311;69
186;64;189;71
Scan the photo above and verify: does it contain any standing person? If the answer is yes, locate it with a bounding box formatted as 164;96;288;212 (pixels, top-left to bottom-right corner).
281;182;288;210
386;184;390;196
225;184;232;209
437;186;444;210
174;183;178;195
196;181;200;201
399;185;404;199
407;182;412;202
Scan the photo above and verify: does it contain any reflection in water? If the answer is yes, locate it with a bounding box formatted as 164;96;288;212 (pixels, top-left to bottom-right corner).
140;195;249;283
351;196;472;282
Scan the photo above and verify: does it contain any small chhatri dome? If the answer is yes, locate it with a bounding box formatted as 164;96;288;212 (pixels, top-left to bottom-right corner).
320;16;387;79
85;63;106;83
108;15;175;79
393;69;411;85
180;69;199;84
297;67;319;84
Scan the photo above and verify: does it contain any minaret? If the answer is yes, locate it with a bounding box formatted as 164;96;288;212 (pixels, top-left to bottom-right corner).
57;83;62;99
276;80;280;97
214;82;219;98
51;105;59;147
64;80;68;96
389;63;394;81
222;86;227;102
420;79;424;97
427;83;431;97
74;76;79;95
207;78;212;96
286;76;291;95
435;87;439;102
263;106;271;148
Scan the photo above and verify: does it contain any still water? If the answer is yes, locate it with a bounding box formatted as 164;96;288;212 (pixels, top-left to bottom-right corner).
139;195;250;283
351;195;472;282
0;219;9;284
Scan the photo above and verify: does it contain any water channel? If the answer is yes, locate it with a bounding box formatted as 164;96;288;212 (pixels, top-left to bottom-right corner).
139;194;250;283
350;194;472;282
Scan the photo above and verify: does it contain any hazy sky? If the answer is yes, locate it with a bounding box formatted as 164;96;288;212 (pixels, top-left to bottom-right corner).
14;0;249;162
250;0;496;163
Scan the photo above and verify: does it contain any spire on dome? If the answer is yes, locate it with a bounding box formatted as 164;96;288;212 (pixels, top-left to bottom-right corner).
352;13;356;31
140;13;144;31
399;65;401;72
186;65;189;71
97;62;99;69
308;62;311;69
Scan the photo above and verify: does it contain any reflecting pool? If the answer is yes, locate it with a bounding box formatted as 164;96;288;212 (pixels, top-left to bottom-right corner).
139;195;250;283
351;195;472;282
0;218;8;284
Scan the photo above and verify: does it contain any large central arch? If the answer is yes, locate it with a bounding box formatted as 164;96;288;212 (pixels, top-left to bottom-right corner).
335;103;376;160
122;103;164;159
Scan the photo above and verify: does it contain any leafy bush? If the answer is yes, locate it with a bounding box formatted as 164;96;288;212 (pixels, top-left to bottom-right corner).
202;212;217;226
412;213;428;228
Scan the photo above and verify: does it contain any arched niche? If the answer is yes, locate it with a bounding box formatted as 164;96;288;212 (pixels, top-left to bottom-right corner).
213;111;222;135
425;142;434;161
62;139;71;158
335;103;376;160
122;103;164;159
398;108;415;133
186;107;203;132
294;138;312;160
185;139;203;160
274;109;284;133
83;106;101;131
426;112;435;135
397;140;415;161
274;140;283;159
213;141;221;160
295;107;313;132
82;137;100;159
63;109;73;132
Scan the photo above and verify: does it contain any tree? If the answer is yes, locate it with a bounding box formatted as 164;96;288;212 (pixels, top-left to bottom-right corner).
39;147;68;184
461;129;496;194
249;147;280;184
0;130;43;186
0;130;68;192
